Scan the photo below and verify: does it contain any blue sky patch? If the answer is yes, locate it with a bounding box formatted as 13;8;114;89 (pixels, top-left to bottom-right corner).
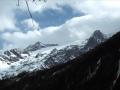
15;5;84;31
0;5;85;49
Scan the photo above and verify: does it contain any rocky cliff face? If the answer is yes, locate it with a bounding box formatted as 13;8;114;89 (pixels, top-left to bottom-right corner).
0;32;119;90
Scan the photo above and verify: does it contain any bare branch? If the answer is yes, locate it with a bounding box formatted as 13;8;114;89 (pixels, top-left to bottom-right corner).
17;0;20;6
25;0;35;28
25;0;33;19
17;0;47;29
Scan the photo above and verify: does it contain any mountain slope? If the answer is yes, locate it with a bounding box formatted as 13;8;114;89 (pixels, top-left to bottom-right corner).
0;32;119;90
0;30;107;79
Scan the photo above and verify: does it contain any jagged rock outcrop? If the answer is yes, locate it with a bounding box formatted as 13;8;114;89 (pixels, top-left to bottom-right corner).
0;48;26;63
83;30;107;51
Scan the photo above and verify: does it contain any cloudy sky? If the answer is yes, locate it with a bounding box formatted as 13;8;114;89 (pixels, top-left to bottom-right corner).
0;0;120;50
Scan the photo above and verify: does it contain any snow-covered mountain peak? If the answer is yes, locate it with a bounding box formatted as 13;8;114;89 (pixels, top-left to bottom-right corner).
24;42;46;52
24;41;58;52
0;30;107;79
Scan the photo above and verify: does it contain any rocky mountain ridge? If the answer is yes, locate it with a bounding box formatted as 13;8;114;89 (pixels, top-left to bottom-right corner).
0;31;119;90
0;30;106;79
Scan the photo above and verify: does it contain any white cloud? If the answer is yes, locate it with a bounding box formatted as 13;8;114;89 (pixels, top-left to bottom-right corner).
0;0;19;32
2;30;42;49
2;12;120;49
24;0;120;16
0;16;18;32
1;0;120;31
21;18;39;30
1;23;88;49
1;0;120;49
